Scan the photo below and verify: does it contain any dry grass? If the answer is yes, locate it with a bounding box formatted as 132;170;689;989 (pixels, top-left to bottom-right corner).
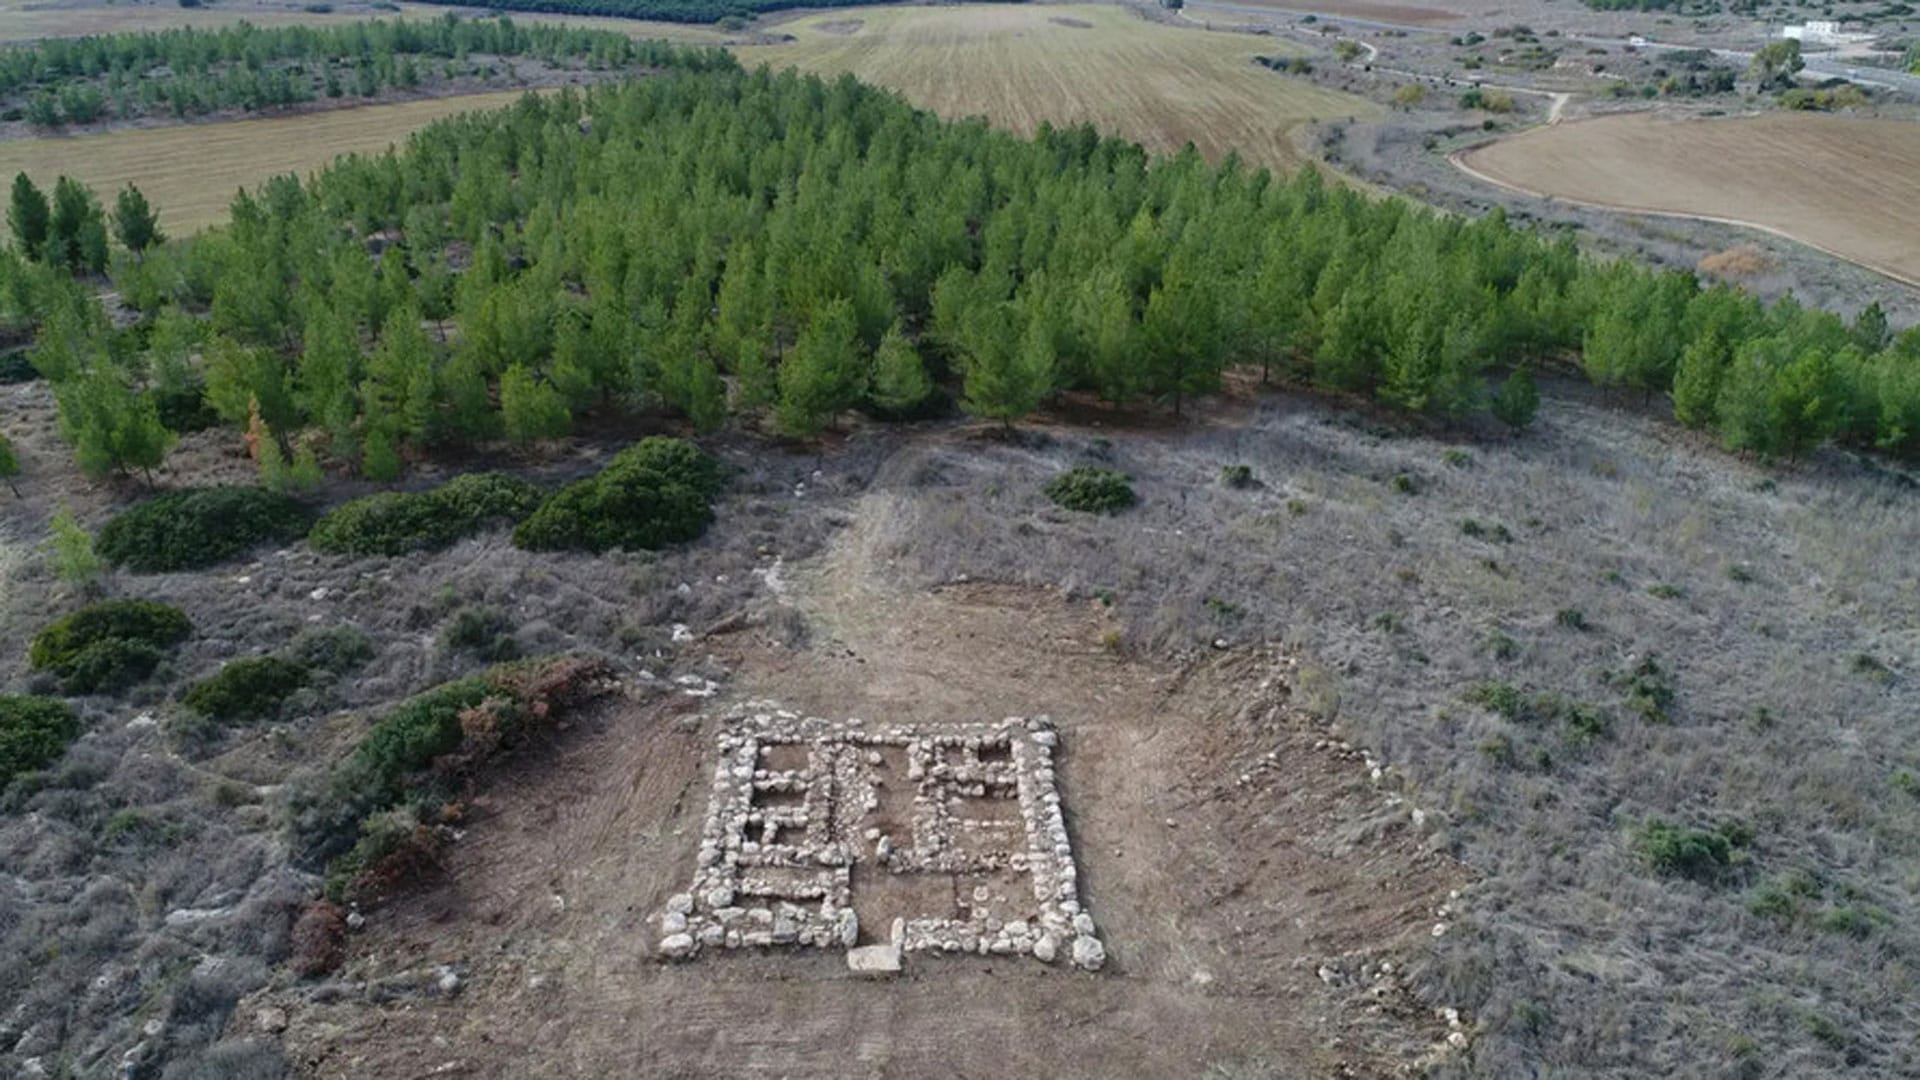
0;0;730;44
0;90;540;236
1458;111;1920;288
1696;243;1780;280
735;4;1379;170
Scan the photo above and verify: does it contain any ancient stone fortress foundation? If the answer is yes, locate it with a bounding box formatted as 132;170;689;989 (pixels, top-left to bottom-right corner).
656;702;1105;974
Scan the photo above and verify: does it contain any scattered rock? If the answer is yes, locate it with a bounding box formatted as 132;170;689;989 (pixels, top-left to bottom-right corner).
1071;935;1106;971
847;943;902;977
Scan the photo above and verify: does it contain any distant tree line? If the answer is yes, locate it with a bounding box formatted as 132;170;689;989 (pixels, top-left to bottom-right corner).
2;54;1916;487
402;0;913;25
0;15;708;126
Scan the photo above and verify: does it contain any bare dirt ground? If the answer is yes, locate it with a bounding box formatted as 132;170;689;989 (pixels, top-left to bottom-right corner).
1456;110;1920;289
254;456;1469;1078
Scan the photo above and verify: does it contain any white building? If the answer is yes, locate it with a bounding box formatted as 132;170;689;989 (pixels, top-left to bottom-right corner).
1781;20;1871;45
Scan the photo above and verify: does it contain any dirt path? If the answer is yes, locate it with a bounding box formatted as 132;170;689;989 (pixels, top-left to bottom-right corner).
258;436;1469;1079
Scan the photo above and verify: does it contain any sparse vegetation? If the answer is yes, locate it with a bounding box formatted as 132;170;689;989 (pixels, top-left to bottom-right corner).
286;624;374;676
1045;467;1136;514
97;486;311;572
29;598;191;694
440;605;519;662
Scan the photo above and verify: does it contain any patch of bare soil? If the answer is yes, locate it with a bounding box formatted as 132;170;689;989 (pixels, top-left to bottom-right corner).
1050;16;1095;28
257;472;1467;1078
815;18;864;35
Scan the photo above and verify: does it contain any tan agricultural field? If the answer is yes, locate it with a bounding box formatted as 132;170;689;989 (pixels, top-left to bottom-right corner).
1457;110;1920;288
0;90;537;235
736;4;1378;170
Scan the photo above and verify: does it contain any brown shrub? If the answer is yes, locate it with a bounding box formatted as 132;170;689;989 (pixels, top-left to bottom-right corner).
289;901;348;978
1697;244;1779;280
345;825;443;905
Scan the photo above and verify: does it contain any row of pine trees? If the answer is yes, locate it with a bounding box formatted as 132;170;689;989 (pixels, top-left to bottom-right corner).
3;15;719;126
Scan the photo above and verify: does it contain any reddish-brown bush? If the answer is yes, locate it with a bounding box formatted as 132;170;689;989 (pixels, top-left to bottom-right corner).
289;901;348;978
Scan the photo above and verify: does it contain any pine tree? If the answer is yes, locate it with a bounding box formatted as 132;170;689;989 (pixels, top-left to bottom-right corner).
289;439;324;492
48;176;108;274
111;184;163;254
1852;301;1890;354
684;355;726;433
296;302;361;450
1491;366;1539;433
9;173;49;262
1076;269;1142;405
437;352;498;444
869;321;931;414
500;363;572;445
776;298;863;437
960;305;1052;427
364;306;436;444
54;365;174;481
46;502;101;585
1672;330;1729;429
361;423;402;481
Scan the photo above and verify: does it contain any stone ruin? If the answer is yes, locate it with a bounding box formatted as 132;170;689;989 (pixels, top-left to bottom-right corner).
655;703;1105;974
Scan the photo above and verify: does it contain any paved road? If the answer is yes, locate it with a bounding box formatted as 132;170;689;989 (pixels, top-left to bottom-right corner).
1185;0;1920;97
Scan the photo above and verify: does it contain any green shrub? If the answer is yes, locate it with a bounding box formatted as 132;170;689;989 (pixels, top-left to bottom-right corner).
181;656;309;722
310;472;543;557
1219;464;1254;488
1044;466;1136;514
287;624;374;675
1608;654;1675;723
1555;607;1589;631
30;599;191;693
1636;818;1750;882
1459;518;1513;542
1468;680;1527;720
1817;906;1882;939
97;487;311;572
440;605;519;662
513;438;723;553
0;694;80;785
0;347;36;384
322;807;426;903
